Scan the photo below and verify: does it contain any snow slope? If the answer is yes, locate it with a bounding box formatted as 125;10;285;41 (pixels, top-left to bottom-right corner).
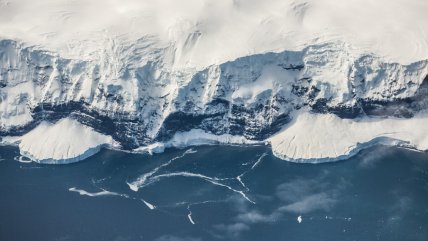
0;0;427;69
270;112;428;163
18;118;117;164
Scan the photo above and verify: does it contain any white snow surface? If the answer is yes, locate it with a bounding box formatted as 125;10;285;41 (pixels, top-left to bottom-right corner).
18;118;117;164
269;112;428;163
0;0;427;68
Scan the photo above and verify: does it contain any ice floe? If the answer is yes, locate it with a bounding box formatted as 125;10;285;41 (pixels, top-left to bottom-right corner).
142;199;156;210
68;187;127;198
187;207;196;225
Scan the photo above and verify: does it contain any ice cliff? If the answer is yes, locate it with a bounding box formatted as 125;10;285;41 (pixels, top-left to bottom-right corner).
18;118;117;164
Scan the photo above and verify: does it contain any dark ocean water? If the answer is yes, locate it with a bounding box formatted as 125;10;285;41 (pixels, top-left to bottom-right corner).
1;144;428;241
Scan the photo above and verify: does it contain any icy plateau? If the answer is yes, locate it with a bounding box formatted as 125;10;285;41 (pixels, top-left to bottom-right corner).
0;0;428;163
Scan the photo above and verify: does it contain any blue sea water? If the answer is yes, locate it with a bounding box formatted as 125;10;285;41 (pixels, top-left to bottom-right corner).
0;144;428;241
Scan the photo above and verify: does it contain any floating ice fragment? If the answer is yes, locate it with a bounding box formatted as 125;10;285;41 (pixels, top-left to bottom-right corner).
68;187;126;197
187;212;195;224
142;199;156;210
126;182;139;192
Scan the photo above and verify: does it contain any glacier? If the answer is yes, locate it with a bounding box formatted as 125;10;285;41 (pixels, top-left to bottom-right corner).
269;112;428;163
17;118;117;164
0;0;428;163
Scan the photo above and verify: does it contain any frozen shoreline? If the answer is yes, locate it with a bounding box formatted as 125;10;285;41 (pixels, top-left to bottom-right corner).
1;113;428;164
133;113;428;164
1;118;118;164
132;129;262;155
269;112;428;163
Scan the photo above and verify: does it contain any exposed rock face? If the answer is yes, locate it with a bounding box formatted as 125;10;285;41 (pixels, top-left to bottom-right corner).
1;39;428;150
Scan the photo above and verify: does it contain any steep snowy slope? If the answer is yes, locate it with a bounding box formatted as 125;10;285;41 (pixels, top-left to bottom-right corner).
0;0;428;163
